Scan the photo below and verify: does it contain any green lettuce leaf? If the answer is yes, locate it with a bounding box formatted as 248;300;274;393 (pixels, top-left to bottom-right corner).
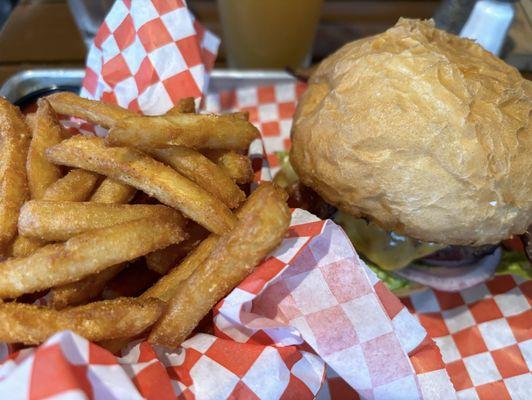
496;251;532;280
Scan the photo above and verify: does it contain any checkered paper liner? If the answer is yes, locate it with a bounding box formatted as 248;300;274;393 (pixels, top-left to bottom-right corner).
79;0;219;115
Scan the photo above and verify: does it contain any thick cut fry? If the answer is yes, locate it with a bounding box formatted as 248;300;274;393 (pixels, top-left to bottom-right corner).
19;201;184;241
42;168;100;201
49;263;126;309
203;150;254;184
0;98;30;253
165;97;195;115
26;99;63;199
0;297;164;345
107;113;259;150
145;223;208;275
90;178;135;203
149;147;245;209
0;216;185;298
46;92;136;128
10;236;44;258
11;169;100;257
48;178;134;307
46;136;237;234
143;235;219;302
148;183;290;347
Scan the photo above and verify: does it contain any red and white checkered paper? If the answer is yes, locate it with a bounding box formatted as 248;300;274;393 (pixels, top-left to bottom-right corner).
79;0;219;115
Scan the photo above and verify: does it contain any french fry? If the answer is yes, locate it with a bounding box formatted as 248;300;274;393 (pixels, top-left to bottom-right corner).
102;234;218;354
107;113;260;150
148;183;290;347
10;236;44;258
165;97;196;115
26;99;63;199
145;223;208;275
90;178;135;203
46;136;237;235
49;178;135;308
46;92;136;128
143;235;219;302
42;168;100;201
149;147;245;209
0;297;165;345
203;150;254;184
0;98;31;254
49;263;126;309
11;169;100;257
18;201;185;241
0;216;186;299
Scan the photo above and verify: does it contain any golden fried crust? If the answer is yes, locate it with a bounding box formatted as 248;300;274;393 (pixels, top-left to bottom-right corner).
107;113;260;150
18;200;185;241
0;297;165;345
0;216;186;298
46;136;237;235
291;18;532;245
46;92;136;128
149;146;245;209
49;264;126;309
26;99;63;199
203;150;254;184
148;183;290;348
0;98;30;254
90;178;135;203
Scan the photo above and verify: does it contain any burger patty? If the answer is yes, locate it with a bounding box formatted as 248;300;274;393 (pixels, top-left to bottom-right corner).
421;245;499;267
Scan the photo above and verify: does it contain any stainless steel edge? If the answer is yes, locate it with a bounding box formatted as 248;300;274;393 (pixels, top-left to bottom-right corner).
0;69;85;102
0;68;295;103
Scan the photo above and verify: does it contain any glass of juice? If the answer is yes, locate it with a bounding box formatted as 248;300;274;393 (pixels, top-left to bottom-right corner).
217;0;324;69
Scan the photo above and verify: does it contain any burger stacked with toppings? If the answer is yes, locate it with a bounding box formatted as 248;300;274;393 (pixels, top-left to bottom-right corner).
284;19;532;294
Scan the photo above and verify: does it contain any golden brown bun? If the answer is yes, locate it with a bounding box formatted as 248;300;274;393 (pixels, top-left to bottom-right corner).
290;18;532;246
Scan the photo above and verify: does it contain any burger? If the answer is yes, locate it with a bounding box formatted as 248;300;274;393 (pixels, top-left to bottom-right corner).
284;19;532;294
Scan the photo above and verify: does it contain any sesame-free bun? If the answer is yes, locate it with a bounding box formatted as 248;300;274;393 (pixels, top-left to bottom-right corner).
290;18;532;245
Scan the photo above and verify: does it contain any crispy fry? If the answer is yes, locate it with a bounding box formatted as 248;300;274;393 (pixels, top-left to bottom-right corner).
10;169;100;257
203;150;254;184
49;263;126;309
42;168;100;201
46;136;237;234
143;235;219;302
0;216;186;299
148;183;290;347
107;113;259;150
90;178;135;203
145;223;208;275
10;236;44;258
149;147;245;209
48;178;135;308
26;99;63;199
19;201;185;241
0;99;30;254
0;297;165;345
46;92;136;128
165;97;196;115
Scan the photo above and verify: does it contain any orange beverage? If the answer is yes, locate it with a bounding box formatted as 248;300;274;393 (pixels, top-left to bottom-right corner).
217;0;323;69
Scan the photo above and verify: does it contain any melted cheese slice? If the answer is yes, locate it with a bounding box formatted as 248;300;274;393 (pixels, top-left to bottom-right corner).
335;211;444;271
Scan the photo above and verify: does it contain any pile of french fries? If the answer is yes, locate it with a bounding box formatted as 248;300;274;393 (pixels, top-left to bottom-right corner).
0;93;290;349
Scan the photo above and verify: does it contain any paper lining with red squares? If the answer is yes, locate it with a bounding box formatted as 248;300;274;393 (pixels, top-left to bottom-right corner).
79;0;220;115
403;276;531;400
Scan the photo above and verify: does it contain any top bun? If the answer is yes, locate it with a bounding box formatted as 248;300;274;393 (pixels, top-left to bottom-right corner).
290;18;532;245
